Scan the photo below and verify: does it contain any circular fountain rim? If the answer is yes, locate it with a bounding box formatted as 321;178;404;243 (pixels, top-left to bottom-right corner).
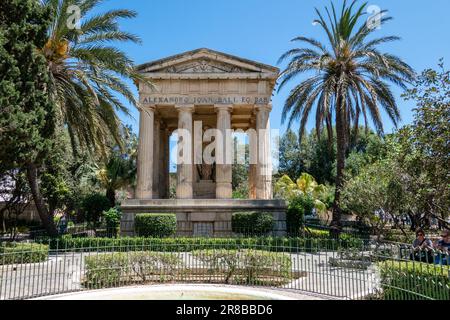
33;284;326;300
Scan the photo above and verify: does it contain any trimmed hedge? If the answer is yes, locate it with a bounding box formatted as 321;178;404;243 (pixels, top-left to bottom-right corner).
0;243;49;265
83;249;294;289
378;260;450;300
134;214;177;237
40;235;364;253
232;212;274;235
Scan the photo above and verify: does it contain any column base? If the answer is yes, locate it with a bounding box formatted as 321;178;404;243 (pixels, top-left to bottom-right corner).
136;190;153;200
176;183;193;199
216;182;232;199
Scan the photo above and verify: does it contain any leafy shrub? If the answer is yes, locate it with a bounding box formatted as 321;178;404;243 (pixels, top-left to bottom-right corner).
232;212;274;235
84;251;181;289
84;252;128;289
192;249;293;285
81;193;111;226
0;243;49;265
84;249;293;289
286;195;315;235
378;260;450;300
134;214;177;237
103;208;122;237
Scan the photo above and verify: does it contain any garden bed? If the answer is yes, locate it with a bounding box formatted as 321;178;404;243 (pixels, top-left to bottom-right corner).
82;249;304;289
0;243;49;265
378;260;450;300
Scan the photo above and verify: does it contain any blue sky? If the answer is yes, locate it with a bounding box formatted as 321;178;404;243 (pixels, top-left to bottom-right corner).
97;0;450;135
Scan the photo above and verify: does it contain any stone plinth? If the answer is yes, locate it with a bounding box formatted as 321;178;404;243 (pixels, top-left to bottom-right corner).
120;199;287;237
194;180;216;199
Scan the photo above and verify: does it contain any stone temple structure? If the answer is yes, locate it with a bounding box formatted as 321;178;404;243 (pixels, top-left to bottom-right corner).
121;48;287;236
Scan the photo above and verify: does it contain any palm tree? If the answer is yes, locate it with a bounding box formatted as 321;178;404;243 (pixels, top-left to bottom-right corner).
96;151;136;207
278;0;414;236
25;0;148;236
41;0;149;157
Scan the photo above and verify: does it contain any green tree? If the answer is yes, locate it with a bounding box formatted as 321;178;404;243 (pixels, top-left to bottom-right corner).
279;129;304;179
342;159;404;240
278;0;414;235
344;130;386;177
401;61;450;227
343;62;450;232
279;127;384;184
304;130;336;184
81;193;111;228
0;0;58;236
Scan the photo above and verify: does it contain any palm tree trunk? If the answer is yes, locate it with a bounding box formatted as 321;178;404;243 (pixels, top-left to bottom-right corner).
331;99;346;238
67;126;79;159
106;188;116;207
26;163;58;237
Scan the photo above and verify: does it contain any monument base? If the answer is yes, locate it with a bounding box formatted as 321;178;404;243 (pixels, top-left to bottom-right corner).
194;180;216;199
120;199;287;237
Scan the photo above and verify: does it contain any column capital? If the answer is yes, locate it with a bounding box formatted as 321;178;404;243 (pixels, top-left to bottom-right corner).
214;104;233;113
142;104;156;112
175;104;195;113
255;104;272;113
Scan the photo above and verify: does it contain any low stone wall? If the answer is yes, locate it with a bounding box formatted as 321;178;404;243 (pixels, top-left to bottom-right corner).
120;199;287;237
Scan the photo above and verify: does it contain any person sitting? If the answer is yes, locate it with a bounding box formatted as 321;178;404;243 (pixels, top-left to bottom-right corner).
410;229;434;263
434;229;450;265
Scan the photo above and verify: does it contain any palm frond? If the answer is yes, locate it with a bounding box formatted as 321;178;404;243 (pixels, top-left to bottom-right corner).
278;0;414;144
41;0;147;158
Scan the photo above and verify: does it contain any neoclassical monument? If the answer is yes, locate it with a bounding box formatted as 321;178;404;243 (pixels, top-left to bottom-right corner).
121;49;287;236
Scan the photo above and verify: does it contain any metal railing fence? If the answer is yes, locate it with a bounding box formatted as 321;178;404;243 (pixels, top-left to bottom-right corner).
0;239;448;300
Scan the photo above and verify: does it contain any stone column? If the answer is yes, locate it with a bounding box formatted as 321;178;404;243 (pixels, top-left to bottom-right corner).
164;128;171;199
215;105;233;199
136;106;155;199
159;124;169;199
256;104;273;200
176;105;194;199
248;121;257;199
153;116;161;199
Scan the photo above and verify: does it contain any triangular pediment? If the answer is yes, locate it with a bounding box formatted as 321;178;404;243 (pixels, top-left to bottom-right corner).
136;48;279;77
162;58;250;74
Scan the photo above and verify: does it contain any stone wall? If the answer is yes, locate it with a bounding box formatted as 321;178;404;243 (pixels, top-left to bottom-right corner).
120;199;287;237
